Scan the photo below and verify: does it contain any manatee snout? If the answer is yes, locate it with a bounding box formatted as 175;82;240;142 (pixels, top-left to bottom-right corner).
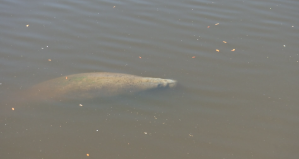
157;79;177;88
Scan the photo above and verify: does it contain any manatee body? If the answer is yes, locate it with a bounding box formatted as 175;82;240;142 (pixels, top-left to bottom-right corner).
23;72;177;101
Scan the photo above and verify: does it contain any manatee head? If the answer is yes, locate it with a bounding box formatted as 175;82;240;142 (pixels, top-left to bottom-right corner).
157;79;177;88
140;78;177;90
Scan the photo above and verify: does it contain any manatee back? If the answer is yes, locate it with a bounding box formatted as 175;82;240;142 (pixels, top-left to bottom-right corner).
14;72;177;103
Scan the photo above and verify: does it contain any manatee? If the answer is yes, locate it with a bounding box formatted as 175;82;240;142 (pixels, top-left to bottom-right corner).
18;72;177;102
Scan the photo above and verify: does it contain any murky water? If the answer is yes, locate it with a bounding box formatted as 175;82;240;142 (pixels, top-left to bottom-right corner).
1;0;299;158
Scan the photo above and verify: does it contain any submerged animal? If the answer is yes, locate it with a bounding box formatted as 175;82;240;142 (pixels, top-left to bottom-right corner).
20;72;177;102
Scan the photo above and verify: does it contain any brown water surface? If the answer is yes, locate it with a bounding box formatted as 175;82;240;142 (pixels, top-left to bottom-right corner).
1;0;299;158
